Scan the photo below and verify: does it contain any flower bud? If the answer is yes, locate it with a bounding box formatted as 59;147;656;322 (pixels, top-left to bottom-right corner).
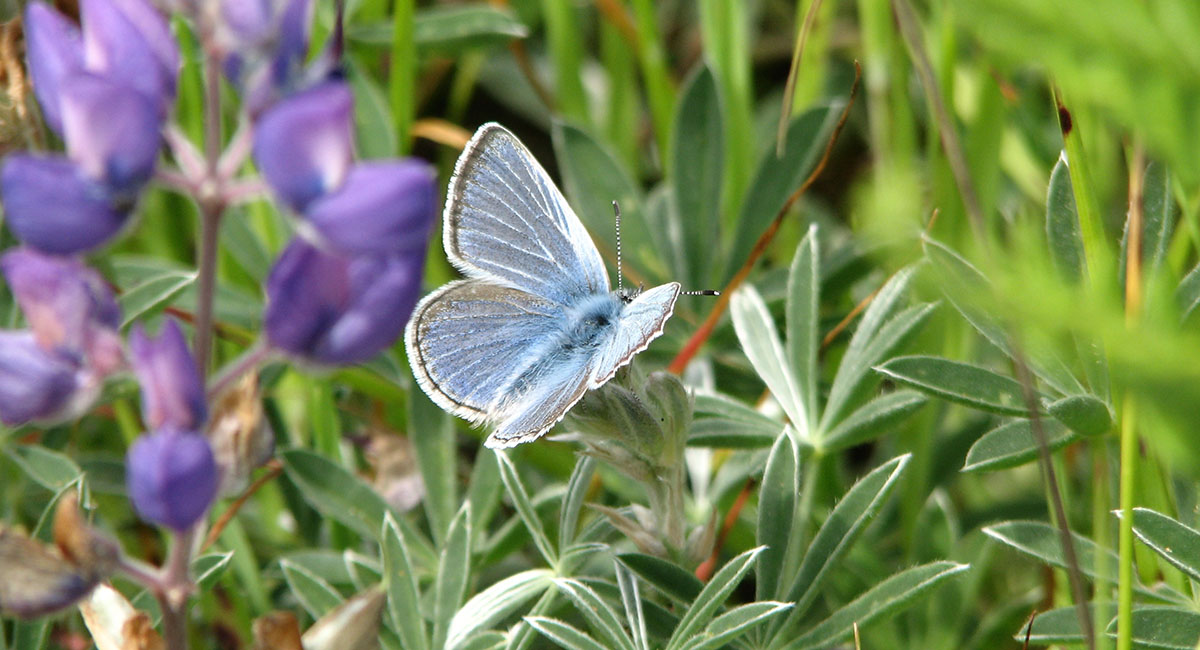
126;428;218;531
129;319;206;431
304;160;436;257
23;2;83;135
0;331;82;425
252;81;354;211
0;155;131;254
264;240;425;365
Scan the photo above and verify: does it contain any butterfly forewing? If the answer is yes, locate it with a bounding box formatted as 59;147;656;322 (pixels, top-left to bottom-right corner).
406;280;562;421
444;123;609;304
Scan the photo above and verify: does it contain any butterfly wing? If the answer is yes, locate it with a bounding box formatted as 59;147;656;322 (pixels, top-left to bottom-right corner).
444;123;609;304
484;352;595;448
406;280;563;422
591;282;682;386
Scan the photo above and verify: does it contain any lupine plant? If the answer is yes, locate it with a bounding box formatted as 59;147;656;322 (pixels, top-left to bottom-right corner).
2;1;1200;650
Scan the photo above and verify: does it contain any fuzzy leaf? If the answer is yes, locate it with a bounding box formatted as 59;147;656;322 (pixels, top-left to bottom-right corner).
875;356;1033;416
962;419;1077;473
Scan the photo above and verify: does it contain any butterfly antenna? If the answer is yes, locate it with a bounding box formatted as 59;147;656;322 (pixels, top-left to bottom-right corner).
685;289;721;296
612;200;623;293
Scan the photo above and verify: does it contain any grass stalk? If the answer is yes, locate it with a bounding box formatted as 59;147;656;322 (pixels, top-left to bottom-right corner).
388;0;416;154
541;0;590;124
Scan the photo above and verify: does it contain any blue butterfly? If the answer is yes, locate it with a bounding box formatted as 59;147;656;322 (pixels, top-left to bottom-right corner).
405;123;681;449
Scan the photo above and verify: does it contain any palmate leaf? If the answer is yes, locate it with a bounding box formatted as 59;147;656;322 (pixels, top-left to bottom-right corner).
679;602;791;650
446;569;555;650
771;455;911;637
664;546;765;650
821;390;928;453
690;393;785;448
785;561;970;649
553;579;636;650
617;553;704;605
525;617;608;650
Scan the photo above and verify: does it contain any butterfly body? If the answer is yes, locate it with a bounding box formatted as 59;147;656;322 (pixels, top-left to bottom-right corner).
406;123;680;448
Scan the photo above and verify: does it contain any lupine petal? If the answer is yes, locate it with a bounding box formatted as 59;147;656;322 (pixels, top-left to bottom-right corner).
252;81;354;211
126;428;217;531
313;251;426;364
263;240;352;355
1;154;129;255
107;0;180;94
0;248;114;354
0;331;80;426
23;3;83;135
304;160;436;256
129;319;207;431
60;73;161;193
80;0;170;109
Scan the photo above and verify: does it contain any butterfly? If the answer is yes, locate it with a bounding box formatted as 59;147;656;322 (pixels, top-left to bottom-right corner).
405;123;681;449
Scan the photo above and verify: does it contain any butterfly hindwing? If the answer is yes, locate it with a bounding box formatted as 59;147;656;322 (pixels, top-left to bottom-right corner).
444;123;609;304
406;280;563;421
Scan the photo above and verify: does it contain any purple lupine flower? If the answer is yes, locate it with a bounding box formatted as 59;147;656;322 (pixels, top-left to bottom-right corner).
264;240;427;365
0;332;81;425
129;319;206;431
219;0;316;115
0;247;122;367
252;81;354;212
304;160;437;256
125;428;218;531
4;1;176;255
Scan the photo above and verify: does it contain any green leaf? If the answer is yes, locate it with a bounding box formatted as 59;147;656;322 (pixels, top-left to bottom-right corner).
875;355;1033;416
1046;154;1086;283
383;514;428;650
348;55;398;159
433;504;474;650
786;562;970;649
1179;262;1200;323
821;269;933;428
821;390;928;453
410;389;457;546
671;64;723;289
279;448;388;542
281;559;344;620
219;207;272;281
349;6;528;54
776;455;912;634
665;546;764;650
730;285;807;439
4;444;82;492
757;433;798;601
680;602;791;650
118;268;196;327
194;552;234;590
614;563;649;650
553;579;636;650
617;553;703;605
1126;507;1200;582
725;103;843;281
496;451;557;566
1104;606;1200;649
466;448;503;543
458;632;507;650
786;225;820;435
1047;394;1112;436
984;520;1161;599
1140;161;1174;276
690;393;785;448
525;617;608;650
446;569;554;650
559;457;597;551
10;621;47;650
962;419;1077;473
551;122;655;278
